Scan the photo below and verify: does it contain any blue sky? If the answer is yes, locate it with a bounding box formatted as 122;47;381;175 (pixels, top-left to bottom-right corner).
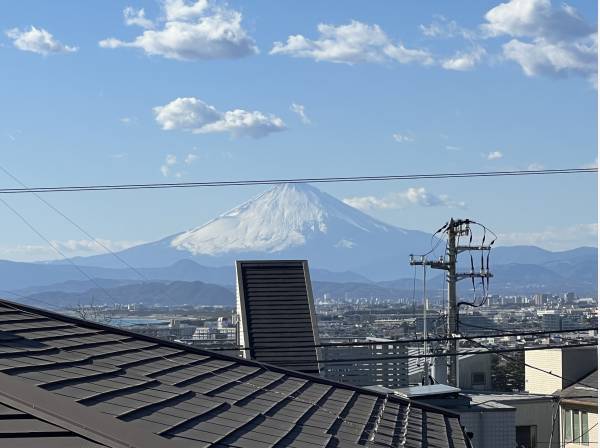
0;0;597;261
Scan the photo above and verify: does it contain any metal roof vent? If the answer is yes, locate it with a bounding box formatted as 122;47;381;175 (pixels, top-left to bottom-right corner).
235;260;321;374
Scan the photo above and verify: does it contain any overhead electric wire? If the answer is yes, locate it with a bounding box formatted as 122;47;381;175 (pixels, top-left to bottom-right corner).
280;341;597;366
0;197;126;322
0;164;192;310
465;337;598;391
204;326;598;351
458;319;596;337
0;165;149;281
0;168;594;195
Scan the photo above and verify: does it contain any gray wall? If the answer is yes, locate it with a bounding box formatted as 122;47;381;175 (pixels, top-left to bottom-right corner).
459;353;493;390
460;409;516;448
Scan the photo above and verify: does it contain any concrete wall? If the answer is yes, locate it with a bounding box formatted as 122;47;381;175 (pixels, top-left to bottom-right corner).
562;348;597;389
460;409;516;448
526;347;597;394
507;398;559;448
459;353;492;390
525;349;562;394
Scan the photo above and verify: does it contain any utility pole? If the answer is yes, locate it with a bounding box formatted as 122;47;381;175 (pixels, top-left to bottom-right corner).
410;218;493;387
422;262;429;385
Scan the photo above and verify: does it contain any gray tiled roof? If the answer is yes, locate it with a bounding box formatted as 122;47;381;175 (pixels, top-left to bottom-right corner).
0;299;470;448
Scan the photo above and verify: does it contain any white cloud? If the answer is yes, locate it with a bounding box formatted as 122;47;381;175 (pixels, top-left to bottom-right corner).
184;153;198;165
0;239;145;262
497;223;597;250
165;154;177;165
290;103;310;124
154;97;286;138
487;150;503;160
442;46;486;71
119;116;138;125
52;239;145;253
482;0;591;41
100;0;257;61
271;20;433;66
446;145;461;151
6;26;77;55
343;187;466;211
165;0;209;21
199;110;286;138
123;7;154;29
481;0;597;82
154;97;221;130
160;154;178;177
502;35;596;79
392;133;415;143
420;15;476;40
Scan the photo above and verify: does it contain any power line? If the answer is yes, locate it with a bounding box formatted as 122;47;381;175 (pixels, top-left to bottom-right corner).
0;165;149;281
459;320;595;338
279;342;598;366
0;197;126;323
0;168;594;194
466;337;597;391
203;327;598;352
0;164;190;310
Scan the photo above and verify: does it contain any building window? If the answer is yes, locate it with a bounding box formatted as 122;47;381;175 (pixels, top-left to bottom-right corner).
582;412;589;445
563;409;572;442
573;411;581;441
563;408;590;445
471;372;486;386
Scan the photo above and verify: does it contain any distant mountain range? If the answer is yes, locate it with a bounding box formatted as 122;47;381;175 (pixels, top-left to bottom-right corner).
20;281;235;309
0;183;596;305
12;256;596;309
58;183;436;280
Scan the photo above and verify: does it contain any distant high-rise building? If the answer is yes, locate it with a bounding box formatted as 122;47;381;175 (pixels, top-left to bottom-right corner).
533;294;549;306
541;312;561;331
458;315;496;335
561;314;582;330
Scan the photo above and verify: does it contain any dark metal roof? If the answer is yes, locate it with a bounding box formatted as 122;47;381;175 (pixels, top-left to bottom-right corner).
236;260;320;374
0;298;470;447
559;370;598;406
0;400;105;447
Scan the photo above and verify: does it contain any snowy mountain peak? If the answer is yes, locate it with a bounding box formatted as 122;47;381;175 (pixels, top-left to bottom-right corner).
170;182;398;256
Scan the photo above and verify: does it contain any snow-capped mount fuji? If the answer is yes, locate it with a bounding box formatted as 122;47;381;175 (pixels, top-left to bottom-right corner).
69;183;434;279
172;183;410;255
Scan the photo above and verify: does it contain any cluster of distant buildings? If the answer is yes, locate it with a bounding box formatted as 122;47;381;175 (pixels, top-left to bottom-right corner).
102;267;597;448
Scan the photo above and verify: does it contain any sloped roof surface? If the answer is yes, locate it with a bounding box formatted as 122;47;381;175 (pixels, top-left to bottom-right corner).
0;299;469;448
0;401;105;447
559;370;598;405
